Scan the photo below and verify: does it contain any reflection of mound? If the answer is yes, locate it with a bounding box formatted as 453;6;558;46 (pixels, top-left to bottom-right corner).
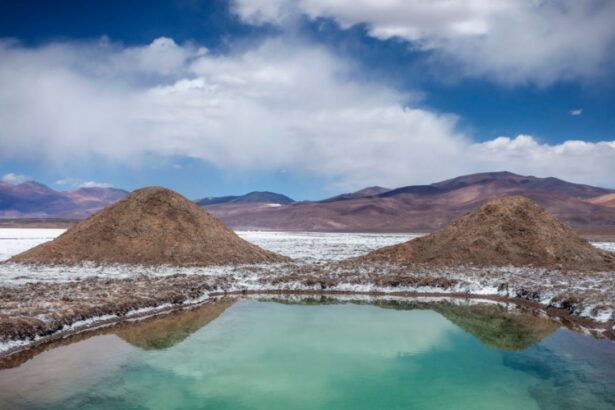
115;298;236;350
434;304;558;351
361;196;615;270
264;296;557;351
11;187;287;266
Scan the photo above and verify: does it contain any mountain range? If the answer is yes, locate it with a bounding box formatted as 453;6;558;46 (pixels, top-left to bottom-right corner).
202;172;615;232
2;172;615;232
195;191;294;206
0;181;128;218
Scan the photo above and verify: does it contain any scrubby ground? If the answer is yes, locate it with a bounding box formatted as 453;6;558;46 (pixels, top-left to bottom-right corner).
1;228;614;357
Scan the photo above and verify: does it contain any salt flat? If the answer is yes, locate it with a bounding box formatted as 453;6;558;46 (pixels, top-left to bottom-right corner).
0;229;418;285
0;229;65;262
0;228;612;264
1;228;615;354
0;228;419;264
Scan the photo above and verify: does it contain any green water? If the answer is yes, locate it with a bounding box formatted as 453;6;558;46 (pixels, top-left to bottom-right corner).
1;298;615;409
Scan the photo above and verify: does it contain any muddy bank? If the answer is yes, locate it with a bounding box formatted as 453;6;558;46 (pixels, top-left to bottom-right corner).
0;291;611;369
0;297;237;369
1;261;614;360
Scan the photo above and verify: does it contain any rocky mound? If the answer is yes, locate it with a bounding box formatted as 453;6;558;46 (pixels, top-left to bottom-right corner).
10;187;288;266
361;196;615;271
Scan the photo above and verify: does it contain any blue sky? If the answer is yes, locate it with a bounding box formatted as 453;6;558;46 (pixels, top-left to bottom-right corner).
1;0;614;199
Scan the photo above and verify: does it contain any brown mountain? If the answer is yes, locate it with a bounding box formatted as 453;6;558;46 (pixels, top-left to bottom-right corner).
321;186;390;202
203;172;615;232
588;193;615;208
10;187;288;266
359;196;615;271
0;181;128;218
196;191;294;206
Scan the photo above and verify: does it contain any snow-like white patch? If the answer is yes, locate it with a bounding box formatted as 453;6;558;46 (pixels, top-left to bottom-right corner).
594;242;615;253
236;230;420;263
0;229;417;285
249;293;507;307
0;228;611;265
0;228;64;261
0;228;614;339
0;293;212;354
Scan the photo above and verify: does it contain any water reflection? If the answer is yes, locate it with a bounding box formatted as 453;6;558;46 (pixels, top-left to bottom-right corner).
0;298;236;409
115;298;236;350
504;331;615;409
430;303;558;351
266;296;559;351
0;296;613;410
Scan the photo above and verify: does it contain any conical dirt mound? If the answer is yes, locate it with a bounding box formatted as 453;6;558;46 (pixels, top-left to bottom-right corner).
10;187;288;266
361;196;615;271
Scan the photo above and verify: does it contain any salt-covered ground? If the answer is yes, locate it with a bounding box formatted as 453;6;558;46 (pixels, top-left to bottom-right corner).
0;229;419;263
0;229;65;262
236;231;420;262
0;229;419;285
0;228;614;355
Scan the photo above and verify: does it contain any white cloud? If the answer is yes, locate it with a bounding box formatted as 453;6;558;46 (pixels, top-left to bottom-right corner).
56;178;112;188
1;173;31;184
570;108;583;116
55;178;81;186
79;181;113;188
470;136;615;186
0;37;614;190
233;0;615;85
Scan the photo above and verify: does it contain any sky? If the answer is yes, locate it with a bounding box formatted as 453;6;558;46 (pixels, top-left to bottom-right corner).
1;0;614;200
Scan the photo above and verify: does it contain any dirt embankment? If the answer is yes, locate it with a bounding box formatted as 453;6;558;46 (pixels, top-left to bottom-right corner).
359;196;615;271
9;187;288;266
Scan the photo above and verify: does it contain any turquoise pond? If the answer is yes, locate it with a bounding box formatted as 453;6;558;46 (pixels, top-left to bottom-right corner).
1;297;614;410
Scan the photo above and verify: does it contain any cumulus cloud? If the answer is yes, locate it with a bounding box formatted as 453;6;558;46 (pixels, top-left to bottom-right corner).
471;136;615;186
1;173;31;184
233;0;615;85
79;181;113;188
0;37;614;190
570;108;583;116
56;178;112;188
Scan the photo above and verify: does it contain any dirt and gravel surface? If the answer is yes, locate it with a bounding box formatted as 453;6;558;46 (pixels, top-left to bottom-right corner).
10;187;287;266
1;258;614;358
1;195;614;359
360;196;615;271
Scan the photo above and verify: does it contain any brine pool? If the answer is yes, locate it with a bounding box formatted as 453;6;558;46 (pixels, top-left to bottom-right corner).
1;297;614;410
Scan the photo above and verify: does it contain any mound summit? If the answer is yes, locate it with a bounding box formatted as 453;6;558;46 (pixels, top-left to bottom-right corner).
361;196;615;271
10;187;288;266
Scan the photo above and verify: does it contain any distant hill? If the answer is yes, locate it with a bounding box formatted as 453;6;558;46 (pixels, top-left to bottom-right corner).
588;193;615;208
321;186;390;202
3;172;615;232
0;181;128;218
196;191;294;206
203;172;615;232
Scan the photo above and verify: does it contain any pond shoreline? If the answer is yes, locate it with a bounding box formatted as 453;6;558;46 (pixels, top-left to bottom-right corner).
1;285;613;365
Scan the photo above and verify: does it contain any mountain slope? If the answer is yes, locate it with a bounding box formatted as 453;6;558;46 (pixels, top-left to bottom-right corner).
196;191;294;206
0;181;128;218
588;193;615;208
430;171;612;198
203;172;615;232
321;186;390;202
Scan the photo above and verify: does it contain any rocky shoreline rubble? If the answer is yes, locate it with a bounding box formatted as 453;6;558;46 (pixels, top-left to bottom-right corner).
1;259;614;359
1;193;614;359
